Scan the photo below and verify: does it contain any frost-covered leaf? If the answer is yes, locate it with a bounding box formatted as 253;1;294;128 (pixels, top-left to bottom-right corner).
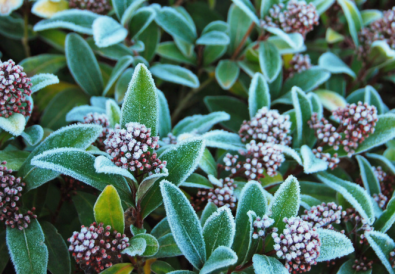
0;113;26;136
41;222;70;274
231;0;259;24
316;228;354;262
202;130;245;151
300;194;321;210
199;149;217;177
122;237;147;257
93;16;127;48
252;254;288;274
31;0;69;19
366;153;395;175
19;124;102;189
130;225;146;236
375;197;395;233
141;139;205;218
150;64;199;88
201;202;218;226
215;60;240;90
72;191;96;226
132;234;159;256
203;45;227;67
200;246;238;274
151;217;170;239
233;181;267;265
337;259;372;274
317;172;374;224
279;145;302;165
203;207;235;258
259;41;282;83
30;73;59;93
301;145;328;174
136;169;169;202
157;90;171;138
249;73;270;118
129;6;156;39
31;148;132;202
103;56;134;96
100;263;134;274
228;4;252;55
94;155;137;183
0;0;22;15
173;112;230;135
0;151;30;171
264;27;304;50
121;63;158;135
6;220;48;274
19;54;66;75
160;181;206;269
66;106;105;122
21;125;44;146
361;9;382;26
314;89;347;111
365;231;395;274
65;33;103;96
33;9;99;34
318;52;356;78
337;0;362;46
196;31;230;46
325;28;345;44
154;233;183;258
94;185;125;233
106;100;121;128
157;42;196;65
292;87;315;148
356;155;380;195
307;93;323;118
115;68;134;103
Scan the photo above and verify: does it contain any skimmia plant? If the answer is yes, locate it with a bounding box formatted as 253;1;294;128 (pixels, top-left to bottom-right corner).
3;0;395;274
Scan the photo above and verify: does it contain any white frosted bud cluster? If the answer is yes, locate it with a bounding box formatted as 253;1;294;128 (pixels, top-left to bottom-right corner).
352;257;373;271
273;217;320;273
373;193;388;209
252;215;275;239
239;107;292;146
373;166;387;182
308;113;342;150
287;54;312;78
242;141;285;179
223;153;241;175
69;0;111;14
372;166;395;200
0;59;32;118
312;148;340;170
302;202;345;229
68;222;130;273
83;112;110;150
196;177;237;209
104;122;166;175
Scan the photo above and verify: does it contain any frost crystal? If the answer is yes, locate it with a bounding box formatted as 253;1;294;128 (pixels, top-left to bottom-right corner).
0;161;36;230
252;215;275;239
68;222;129;273
302;202;345;229
262;0;319;37
82;112;111;151
69;0;111;14
0;60;32;118
104;122;166;176
287;54;312;78
239;107;292;146
273;217;321;273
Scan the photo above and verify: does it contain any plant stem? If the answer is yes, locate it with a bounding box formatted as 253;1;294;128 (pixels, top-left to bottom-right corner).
231;22;256;60
22;1;31;57
171;77;214;123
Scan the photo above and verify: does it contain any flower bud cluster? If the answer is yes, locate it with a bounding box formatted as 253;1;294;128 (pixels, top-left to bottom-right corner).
162;132;178;145
239;107;292;146
390;249;395;268
83;112;110;151
0;161;36;230
273;217;321;273
0;60;32;118
223;153;241;174
352;257;373;271
287;54;312;78
343;208;373;244
373;193;388;209
302;202;345;229
69;0;111;14
252;215;275;239
68;222;130;273
262;0;319;37
373;166;395;200
104;122;166;176
195;177;237;209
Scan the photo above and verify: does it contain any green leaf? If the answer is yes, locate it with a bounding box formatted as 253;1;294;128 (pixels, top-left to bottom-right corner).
19;54;66;75
301;145;328;174
196;31;230;46
0;14;35;39
325;28;345;44
292;87;314;148
103;56;134;96
115;68;134;104
136;170;169;203
204;96;249;132
41;221;70;274
337;0;362;46
317;172;374;224
30;148;132;202
93;16;127;48
203;207;235;258
157;89;171;138
151;261;174;274
231;0;259;24
120;0;146;25
138;21;160;62
318;52;356;78
0;114;26;136
202;130;245;151
280;68;331;96
30;73;59;93
248;73;270;118
141;139;205;218
19;124;102;190
316;228;354;262
121;63;158;135
100;263;134;274
72;191;97;226
200;246;238;274
365;231;395;274
122;237;147;257
300;194;321;210
260;0;279;17
0;230;9;273
33;9;100;34
356;155;380;195
314;89;347;111
337;259;372;274
151;64;199;88
106;100;121;128
203;45;227;66
264;27;304;50
65;33;103;96
233;181;268;265
366;153;395;175
38;30;66;52
94;155;137;183
361;9;382;26
200;202;218;226
0;150;30;171
154;233;183;258
252;254;288;274
6;220;48;274
129;7;156;39
173;112;230;135
133;234;159;256
21;125;44;146
130;225;146;236
157;42;196;65
259;41;282;83
94;185;125;233
160;181;206;269
228;4;253;55
375;197;395;233
215;60;240;90
199;148;218;177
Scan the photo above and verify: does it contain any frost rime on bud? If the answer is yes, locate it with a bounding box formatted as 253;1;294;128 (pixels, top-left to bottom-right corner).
69;0;112;14
252;215;275;240
82;112;111;151
302;202;345;229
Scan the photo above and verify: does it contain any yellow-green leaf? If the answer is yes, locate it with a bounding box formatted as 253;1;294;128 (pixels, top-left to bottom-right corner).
100;263;134;274
31;0;68;19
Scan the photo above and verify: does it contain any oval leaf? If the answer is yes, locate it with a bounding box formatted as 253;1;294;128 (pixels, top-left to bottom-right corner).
316;228;354;262
215;60;240;90
150;64;199;88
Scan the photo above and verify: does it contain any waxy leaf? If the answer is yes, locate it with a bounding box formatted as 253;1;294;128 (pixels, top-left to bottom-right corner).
228;5;252;55
365;231;395;274
0;151;30;171
292;87;314;148
21;125;44;146
200;246;238;274
173;112;230;135
314;89;347;111
337;0;362;46
133;234;159;256
202;130;245;151
252;254;288;274
316;228;354;262
157;42;196;65
281;68;331;96
30;73;59;94
0;113;26;136
375;197;395;233
337;260;372;274
100;263;134;274
196;31;230;46
72;191;97;226
318;52;356;78
151;64;199;88
215;60;240;90
154;233;183;258
248;73;270;118
103;56;134;96
157;89;172;138
356;155;380;195
259;41;282;83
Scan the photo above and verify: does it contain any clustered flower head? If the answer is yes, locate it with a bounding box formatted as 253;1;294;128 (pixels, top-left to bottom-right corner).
252;215;275;239
69;0;111;14
104;122;166;176
373;193;388;209
302;202;345;229
223;153;241;174
287;54;312;78
239;107;292;146
0;161;36;230
83;112;110;151
0;60;32;118
262;0;319;37
68;222;130;273
352;257;374;272
194;177;237;209
373;166;395;200
390;249;395;268
273;217;321;273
